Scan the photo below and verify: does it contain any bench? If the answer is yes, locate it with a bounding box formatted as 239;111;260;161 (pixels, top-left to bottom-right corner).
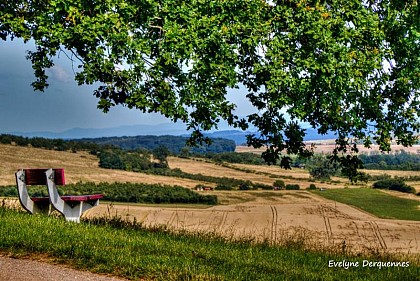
15;168;103;222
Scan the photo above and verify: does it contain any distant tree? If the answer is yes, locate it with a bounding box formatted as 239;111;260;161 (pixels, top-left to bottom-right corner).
273;180;285;190
180;147;190;158
307;184;317;190
152;146;170;168
1;1;418;179
98;150;125;170
285;184;300;190
306;154;340;181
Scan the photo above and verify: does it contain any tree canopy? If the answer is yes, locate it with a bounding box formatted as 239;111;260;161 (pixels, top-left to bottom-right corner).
1;0;419;179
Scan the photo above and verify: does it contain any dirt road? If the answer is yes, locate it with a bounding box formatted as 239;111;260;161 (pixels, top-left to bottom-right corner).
0;255;128;281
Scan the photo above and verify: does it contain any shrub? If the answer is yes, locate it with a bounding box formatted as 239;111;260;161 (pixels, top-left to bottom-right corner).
285;184;300;190
215;184;233;191
307;184;317;190
367;174;392;181
372;179;416;194
273;180;285;190
253;183;273;190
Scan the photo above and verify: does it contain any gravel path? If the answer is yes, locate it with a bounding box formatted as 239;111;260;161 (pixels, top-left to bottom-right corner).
0;255;129;281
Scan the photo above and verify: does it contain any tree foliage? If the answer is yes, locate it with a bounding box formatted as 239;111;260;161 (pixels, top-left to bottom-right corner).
152;145;170;168
1;0;419;179
372;178;416;194
359;150;420;171
77;135;236;154
306;154;340;180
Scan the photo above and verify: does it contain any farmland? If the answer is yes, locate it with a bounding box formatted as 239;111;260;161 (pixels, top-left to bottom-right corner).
0;143;419;279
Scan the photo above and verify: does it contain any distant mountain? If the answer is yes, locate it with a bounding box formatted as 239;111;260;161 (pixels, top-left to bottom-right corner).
8;122;189;139
201;130;254;145
7;123;336;144
203;128;336;145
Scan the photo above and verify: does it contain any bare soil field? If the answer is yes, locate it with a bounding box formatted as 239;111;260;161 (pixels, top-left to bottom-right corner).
85;190;420;255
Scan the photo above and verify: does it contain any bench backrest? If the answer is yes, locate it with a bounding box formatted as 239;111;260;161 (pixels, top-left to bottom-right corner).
23;169;65;185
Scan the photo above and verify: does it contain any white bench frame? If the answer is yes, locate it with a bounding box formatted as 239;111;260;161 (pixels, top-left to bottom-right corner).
15;168;103;223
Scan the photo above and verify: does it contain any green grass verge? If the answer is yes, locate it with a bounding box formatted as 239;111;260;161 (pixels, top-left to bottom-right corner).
313;188;420;221
0;207;419;280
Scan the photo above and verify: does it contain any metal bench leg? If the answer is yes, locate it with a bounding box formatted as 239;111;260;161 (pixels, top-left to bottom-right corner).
56;201;99;223
45;169;99;223
15;169;50;215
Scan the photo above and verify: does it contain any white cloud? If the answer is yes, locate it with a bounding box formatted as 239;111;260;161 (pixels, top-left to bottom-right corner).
48;65;72;82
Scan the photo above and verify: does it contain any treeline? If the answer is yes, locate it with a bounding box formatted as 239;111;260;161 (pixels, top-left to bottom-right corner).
199;150;420;172
0;134;105;152
0;182;218;205
204;152;265;165
359;150;420;171
75;135;236;155
98;148;155;171
0;134;236;156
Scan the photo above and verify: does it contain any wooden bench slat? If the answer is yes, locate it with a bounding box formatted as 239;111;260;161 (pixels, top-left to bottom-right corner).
61;194;104;202
31;194;104;203
31;197;50;203
25;169;65;185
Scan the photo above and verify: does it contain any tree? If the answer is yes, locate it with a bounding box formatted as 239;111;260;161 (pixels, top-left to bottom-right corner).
152;145;170;168
306;154;339;181
1;1;418;179
273;180;285;190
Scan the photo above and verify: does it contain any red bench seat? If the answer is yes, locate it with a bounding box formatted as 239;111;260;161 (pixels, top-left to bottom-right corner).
16;168;103;222
31;194;104;203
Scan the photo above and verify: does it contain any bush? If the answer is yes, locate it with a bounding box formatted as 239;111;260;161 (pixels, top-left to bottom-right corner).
372;179;416;194
285;184;300;190
215;184;233;191
252;183;273;190
307;184;317;190
367;174;392;181
273;180;285;190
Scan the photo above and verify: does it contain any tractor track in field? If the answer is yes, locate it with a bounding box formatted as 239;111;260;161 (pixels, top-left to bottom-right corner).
370;221;387;250
167;211;178;227
270;206;278;243
218;211;229;233
320;205;333;242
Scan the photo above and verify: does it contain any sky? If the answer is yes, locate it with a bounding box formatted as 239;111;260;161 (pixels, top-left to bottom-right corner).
0;39;254;134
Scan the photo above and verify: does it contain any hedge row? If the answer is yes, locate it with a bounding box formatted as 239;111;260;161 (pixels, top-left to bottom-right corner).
0;182;218;205
372;179;416;194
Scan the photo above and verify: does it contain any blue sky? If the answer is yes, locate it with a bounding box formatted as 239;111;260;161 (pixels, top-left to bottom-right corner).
0;39;254;134
0;39;175;133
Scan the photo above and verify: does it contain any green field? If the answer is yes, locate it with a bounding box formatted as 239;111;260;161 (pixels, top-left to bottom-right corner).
314;188;420;221
0;206;419;281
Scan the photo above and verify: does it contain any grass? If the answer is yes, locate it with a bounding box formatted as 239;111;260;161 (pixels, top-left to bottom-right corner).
0;206;419;281
313;188;420;221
